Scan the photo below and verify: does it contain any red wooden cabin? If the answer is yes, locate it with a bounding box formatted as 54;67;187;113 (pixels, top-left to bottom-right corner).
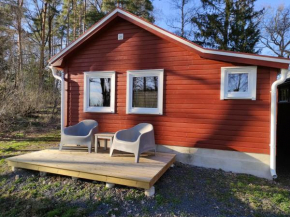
49;8;290;179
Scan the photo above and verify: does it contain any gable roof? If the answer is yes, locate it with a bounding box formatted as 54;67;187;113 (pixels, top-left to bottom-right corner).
48;8;290;69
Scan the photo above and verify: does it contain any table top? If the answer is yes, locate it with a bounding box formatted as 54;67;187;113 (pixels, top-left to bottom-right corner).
95;132;115;137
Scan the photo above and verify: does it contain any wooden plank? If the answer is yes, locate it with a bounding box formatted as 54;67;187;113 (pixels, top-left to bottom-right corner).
6;150;175;189
149;155;176;188
8;161;149;188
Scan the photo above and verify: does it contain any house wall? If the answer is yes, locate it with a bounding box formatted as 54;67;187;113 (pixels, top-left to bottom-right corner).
64;17;275;155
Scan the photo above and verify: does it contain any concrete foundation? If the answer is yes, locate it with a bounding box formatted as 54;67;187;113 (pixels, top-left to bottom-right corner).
71;177;78;181
40;172;47;177
157;145;272;180
145;186;155;197
11;166;19;172
106;183;115;188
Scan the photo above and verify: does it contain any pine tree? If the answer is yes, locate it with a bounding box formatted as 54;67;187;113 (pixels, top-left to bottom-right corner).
192;0;263;53
85;2;106;28
102;0;154;22
229;0;262;53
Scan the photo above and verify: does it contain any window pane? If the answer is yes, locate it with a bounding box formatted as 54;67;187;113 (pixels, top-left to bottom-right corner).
89;78;111;107
132;76;158;108
279;87;289;102
228;73;248;92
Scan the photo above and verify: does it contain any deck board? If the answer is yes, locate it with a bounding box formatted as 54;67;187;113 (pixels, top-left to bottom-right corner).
6;148;175;189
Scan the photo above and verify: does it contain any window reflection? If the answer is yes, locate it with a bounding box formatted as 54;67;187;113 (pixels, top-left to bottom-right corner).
228;73;248;92
279;87;289;102
132;76;158;108
89;78;111;107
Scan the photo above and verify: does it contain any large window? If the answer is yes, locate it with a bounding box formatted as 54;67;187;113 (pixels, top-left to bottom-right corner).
127;69;164;115
220;66;257;100
84;71;115;113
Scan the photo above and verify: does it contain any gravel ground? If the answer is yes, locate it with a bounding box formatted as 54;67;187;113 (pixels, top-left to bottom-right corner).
1;160;290;217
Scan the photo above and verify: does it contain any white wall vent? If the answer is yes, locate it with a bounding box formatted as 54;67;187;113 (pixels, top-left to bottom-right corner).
118;33;124;40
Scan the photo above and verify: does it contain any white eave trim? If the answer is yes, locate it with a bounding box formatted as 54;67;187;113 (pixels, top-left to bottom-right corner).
49;8;290;66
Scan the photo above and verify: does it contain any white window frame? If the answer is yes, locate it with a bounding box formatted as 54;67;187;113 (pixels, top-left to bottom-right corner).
220;66;257;100
84;71;115;113
126;69;164;115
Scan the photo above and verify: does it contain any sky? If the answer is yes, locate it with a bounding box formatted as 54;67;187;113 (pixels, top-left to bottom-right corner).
152;0;290;56
153;0;290;28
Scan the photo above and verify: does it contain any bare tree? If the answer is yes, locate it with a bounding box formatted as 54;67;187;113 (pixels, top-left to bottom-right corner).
16;0;23;87
165;0;197;39
260;5;290;57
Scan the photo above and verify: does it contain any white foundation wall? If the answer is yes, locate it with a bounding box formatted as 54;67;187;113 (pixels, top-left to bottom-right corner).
156;145;272;180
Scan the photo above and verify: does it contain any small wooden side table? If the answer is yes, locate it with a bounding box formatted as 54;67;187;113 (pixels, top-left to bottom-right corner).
95;133;115;153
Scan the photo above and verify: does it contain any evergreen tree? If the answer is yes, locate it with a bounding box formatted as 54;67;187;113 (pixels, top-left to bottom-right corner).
85;1;106;27
230;0;262;53
102;0;154;22
192;0;263;53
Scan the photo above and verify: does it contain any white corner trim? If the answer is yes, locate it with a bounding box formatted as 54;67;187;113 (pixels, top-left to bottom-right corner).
126;69;164;115
220;66;257;100
84;71;115;113
49;8;290;66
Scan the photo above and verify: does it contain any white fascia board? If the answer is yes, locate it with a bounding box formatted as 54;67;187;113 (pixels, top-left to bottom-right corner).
49;8;290;66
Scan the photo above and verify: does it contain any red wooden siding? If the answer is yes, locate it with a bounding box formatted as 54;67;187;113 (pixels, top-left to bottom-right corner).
64;17;275;154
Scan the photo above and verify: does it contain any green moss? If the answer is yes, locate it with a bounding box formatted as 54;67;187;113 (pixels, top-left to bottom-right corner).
46;208;63;217
14;177;23;184
155;194;166;205
8;185;15;194
53;181;61;188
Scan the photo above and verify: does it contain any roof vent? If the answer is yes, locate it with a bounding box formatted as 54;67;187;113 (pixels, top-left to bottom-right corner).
118;33;124;40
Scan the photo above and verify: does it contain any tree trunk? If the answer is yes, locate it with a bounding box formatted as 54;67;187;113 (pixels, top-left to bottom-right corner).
73;0;76;40
67;0;70;45
223;0;231;50
39;2;47;89
16;0;24;89
48;3;52;59
83;0;86;33
181;0;185;38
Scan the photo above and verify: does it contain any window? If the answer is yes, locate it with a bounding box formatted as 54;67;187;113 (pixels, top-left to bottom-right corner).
126;69;164;115
220;66;257;100
84;71;115;113
278;85;290;103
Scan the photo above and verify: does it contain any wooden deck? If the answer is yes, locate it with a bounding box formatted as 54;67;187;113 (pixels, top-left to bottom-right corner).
6;147;175;190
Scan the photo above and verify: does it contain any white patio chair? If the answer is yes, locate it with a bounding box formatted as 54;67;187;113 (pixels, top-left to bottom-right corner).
60;120;98;153
110;123;156;163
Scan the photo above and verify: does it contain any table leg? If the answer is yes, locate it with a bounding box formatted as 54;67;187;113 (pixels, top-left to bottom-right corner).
109;137;112;149
95;137;98;153
104;140;107;150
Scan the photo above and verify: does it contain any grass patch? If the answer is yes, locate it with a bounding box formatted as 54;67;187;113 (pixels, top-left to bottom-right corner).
155;194;166;205
221;174;290;215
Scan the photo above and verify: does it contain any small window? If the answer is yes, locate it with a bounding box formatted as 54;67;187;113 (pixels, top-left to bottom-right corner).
220;66;257;100
278;86;290;103
84;71;115;113
127;69;164;115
